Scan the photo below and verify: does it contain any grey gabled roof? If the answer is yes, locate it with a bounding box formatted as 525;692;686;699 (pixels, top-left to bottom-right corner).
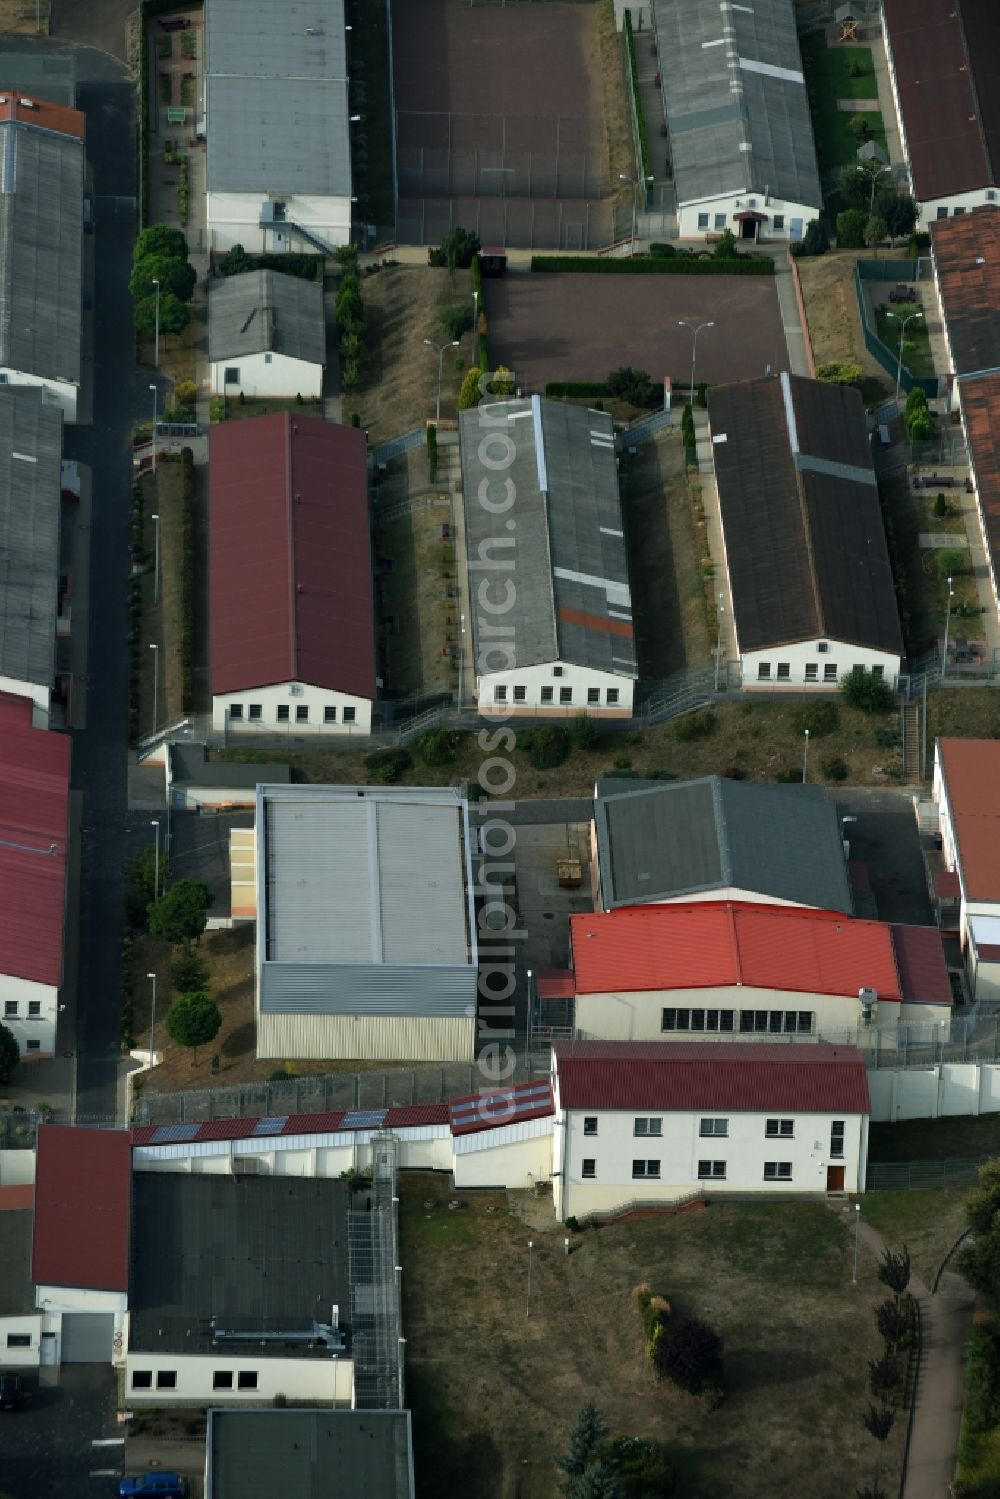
208;270;326;365
459;397;637;677
0;389;62;690
207;1410;415;1499
0;114;83;385
652;0;822;212
595;775;853;912
205;0;351;197
258;785;477;1018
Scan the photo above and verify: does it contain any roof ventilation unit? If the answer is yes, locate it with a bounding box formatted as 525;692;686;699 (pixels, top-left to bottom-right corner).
859;987;878;1025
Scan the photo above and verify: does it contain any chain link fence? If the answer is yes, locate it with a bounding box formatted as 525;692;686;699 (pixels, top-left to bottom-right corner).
348;1133;404;1408
865;1156;989;1192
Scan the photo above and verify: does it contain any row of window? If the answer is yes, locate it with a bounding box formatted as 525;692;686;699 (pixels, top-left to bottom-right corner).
132;1369;258;1391
757;663;885;683
661;1008;815;1035
229;703;356;724
579;1159;797;1182
4;1000;41;1018
580;1116;844;1153
493;685;620;706
936;196;996;220
695;212;787;231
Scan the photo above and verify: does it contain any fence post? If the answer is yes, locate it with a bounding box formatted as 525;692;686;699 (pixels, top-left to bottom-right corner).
382;1073;387;1108
354;1074;360;1109
411;1071;416;1105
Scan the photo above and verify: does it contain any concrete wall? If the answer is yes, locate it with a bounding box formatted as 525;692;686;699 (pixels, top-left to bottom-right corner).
0;369;77;423
0;1149;35;1186
210;350;323;401
207;192;352;254
868;1063;1000;1122
125;1351;353;1406
477;660;634;717
452;1119;553;1189
256;1011;477;1063
741;638;900;691
212;681;373;735
0;974;58;1058
134;1128;456;1178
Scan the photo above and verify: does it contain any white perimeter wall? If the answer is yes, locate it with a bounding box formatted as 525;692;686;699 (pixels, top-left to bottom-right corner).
452;1118;553;1189
134;1128;456;1178
125;1351;353;1406
477;661;634;716
0;369;77;423
212;681;373;735
741;639;901;690
207;192;351;254
868;1063;1000;1122
0;975;58;1057
210;350;322;401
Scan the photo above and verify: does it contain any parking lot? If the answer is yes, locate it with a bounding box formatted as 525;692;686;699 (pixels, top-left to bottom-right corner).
1;1365;119;1499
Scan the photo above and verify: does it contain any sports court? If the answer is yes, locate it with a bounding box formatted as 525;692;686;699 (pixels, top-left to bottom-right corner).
392;0;619;248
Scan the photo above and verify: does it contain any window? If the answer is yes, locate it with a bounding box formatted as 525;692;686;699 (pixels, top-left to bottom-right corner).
224;367;239;384
276;704;289;722
237;1371;258;1390
697;1160;726;1180
757;662;771;680
6;1334;30;1348
606;688;619;705
587;687;600;705
788;1011;813;1034
513;686;526;703
805;663;818;682
740;1010;812;1035
766;1119;794;1138
583;1116;598;1136
3;1001;16;1017
872;665;884;679
763;1162;792;1180
494;685;508;703
936;206;949;219
248;704;262;722
156;1371;177;1390
698;212;710;229
989;190;997;202
559;687;573;705
582;1158;596;1179
27;1001;40;1017
342;706;356;723
25;1040;39;1052
823;663;838;682
132;1371;152;1390
324;706;337;723
776;663;790;680
296;705;309;723
661;1007;734;1033
773;214;785;231
953;206;965;215
541;686;554;704
632;1159;661;1179
830;1121;845;1159
700;1118;728;1137
552;666;564;677
634;1117;662;1137
229;704;243;721
213;1371;234;1390
263;352;273;364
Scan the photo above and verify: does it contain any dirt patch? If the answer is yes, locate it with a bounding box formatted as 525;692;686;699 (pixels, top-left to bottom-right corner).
860;1190;970;1291
795;252;890;400
222;395;323;422
401;1176;902;1499
0;0;48;34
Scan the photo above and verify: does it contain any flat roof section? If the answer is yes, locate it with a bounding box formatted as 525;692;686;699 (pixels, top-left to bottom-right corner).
207;1409;414;1499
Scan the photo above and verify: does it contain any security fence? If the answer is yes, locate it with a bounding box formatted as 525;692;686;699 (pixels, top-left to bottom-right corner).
348;1132;404;1408
865;1156;988;1192
855;260;940;399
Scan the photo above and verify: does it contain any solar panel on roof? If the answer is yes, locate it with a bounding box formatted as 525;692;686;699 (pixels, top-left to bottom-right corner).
252;1116;288;1136
150;1123;201;1144
341;1109;388;1129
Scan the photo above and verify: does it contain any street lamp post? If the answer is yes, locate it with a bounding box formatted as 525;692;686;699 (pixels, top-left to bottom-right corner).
526;1240;534;1318
852;1203;861;1285
802;727;810;784
151;512;160;604
423;338;460;424
457;611;466;712
149;643;159;731
146;972;157;1065
942;574;955;674
472;289;480;366
151;819;161;902
149;383;159;474
714;593;725;692
619;172;654;257
152;277;161;368
678;319;714;405
887;308;923;405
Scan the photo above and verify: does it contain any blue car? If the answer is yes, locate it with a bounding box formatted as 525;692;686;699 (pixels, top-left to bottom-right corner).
118;1476;188;1498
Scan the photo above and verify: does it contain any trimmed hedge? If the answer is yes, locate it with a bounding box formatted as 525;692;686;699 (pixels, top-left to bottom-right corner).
531;254;774;275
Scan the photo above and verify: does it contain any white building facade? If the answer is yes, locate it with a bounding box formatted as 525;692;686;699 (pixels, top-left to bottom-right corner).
739;637;901;692
212;680;373;736
210;348;323;401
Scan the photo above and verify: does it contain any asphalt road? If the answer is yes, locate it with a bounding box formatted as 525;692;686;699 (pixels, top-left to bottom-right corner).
0;1366;119;1499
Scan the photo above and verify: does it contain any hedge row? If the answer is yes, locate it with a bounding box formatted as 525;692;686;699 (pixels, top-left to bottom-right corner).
531;255;775;276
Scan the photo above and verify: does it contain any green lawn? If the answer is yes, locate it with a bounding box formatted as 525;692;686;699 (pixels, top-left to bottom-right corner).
958;1418;1000;1492
858;1189;970;1288
879;474;980;656
869;1116;1000;1164
874;303;936;377
801;36;888;179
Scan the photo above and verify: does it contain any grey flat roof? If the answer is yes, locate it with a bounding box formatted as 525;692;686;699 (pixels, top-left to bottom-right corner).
460;397;636;677
258;785;477;1018
208;1410;414;1499
0;115;83;386
0;389;62;689
595;775;853;911
170;742;290;789
652;0;822;212
128;1174;351;1357
205;0;351;197
208;270;326;366
0;1210;33;1316
0;55;75;107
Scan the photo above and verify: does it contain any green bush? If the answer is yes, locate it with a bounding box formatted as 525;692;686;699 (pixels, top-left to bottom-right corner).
569;714;605;751
841;666;894;714
414;728;459;767
364;747;413;784
622;10;652;183
817;360;863;387
836;208;867;249
674;711;715;743
530;255;773;276
874;726;900;748
937;547;968;579
428;227;480;270
648;242;677;258
441;303;474;341
607;366;657;407
458;367;483;410
822;755;849;782
171;944;209;995
651;1313;723;1395
934;493;948;518
791;700;839;738
774;767;803;783
519;725;569;770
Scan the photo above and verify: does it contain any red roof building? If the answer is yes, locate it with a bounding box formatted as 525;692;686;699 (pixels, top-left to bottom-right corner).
209;413;375;702
32;1126;132;1292
0;92;85;142
935;737;1000;902
0;694;70;989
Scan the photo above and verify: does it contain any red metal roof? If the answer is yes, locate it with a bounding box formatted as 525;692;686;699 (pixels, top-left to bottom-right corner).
209;413;375;699
934;868;962;900
32;1126;131;1291
0;93;85;142
449;1080;554;1136
0;695;70;987
937;737;1000;900
569;901;902;1000
889;924;952;1005
553;1041;871;1114
130;1102;452;1148
536;969;576;1000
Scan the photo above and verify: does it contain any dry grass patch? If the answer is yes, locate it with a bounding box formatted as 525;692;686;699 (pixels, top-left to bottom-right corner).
595;0;633;197
0;0;48;33
376;481;459;699
857;1190;970;1291
138;311;201;391
796;252;889;401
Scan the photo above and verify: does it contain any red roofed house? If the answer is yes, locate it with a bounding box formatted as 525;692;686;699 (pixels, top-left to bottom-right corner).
551;1041;870;1218
557;901;952;1044
209;413;376;736
934;737;1000;995
0;694;70;1058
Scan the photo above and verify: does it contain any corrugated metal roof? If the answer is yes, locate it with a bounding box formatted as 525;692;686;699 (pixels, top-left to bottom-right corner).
208;1410;414;1499
131;1103;452;1148
32;1126;131;1291
205;0;351;197
708;375;902;656
0;387;62;691
936;737;1000;900
570;900;902;999
596;774;852;911
208;269;326;366
0;106;83;385
449;1080;554;1136
459;397;636;677
0;694;69;986
652;0;821;212
553;1040;871;1114
260;962;479;1016
931;208;1000;378
890;924;952;1005
209;413;375;699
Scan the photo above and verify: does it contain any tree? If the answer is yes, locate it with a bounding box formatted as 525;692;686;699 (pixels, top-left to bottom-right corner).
849;115;873;144
441;303;474;341
907;409;935;443
170;943;210;995
333;243;359;270
218;242;253;276
521;725;569;771
651;1313;723;1394
174;379;197;411
884;193;917;242
836;208;867;249
937;547;967;580
458;367;483;410
607;366;655;407
905;385;928;417
861;1402;895;1446
865;215;888;257
488;365;516;398
713;227;739;259
572;1466;620;1499
934;492;948;518
134;224;189;262
800;218;829;256
555;1404;610;1485
955;1161;1000;1314
868;1352;902;1401
148;879;214;945
816;360;863;387
432;227;481;271
841;666;894;715
129;252;196;304
164;991;222;1065
0;1022;18;1085
877;1245;911;1304
874;1298;910;1348
134;289;190;337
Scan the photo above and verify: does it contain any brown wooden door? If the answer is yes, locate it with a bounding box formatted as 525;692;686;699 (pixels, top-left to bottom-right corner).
826;1165;845;1192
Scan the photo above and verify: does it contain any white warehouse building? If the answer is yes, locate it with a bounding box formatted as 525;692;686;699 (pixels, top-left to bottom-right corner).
208;269;326;401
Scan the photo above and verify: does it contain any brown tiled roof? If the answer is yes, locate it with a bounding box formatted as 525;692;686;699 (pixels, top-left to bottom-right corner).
932;208;1000;376
959;375;1000;585
882;0;1000;202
